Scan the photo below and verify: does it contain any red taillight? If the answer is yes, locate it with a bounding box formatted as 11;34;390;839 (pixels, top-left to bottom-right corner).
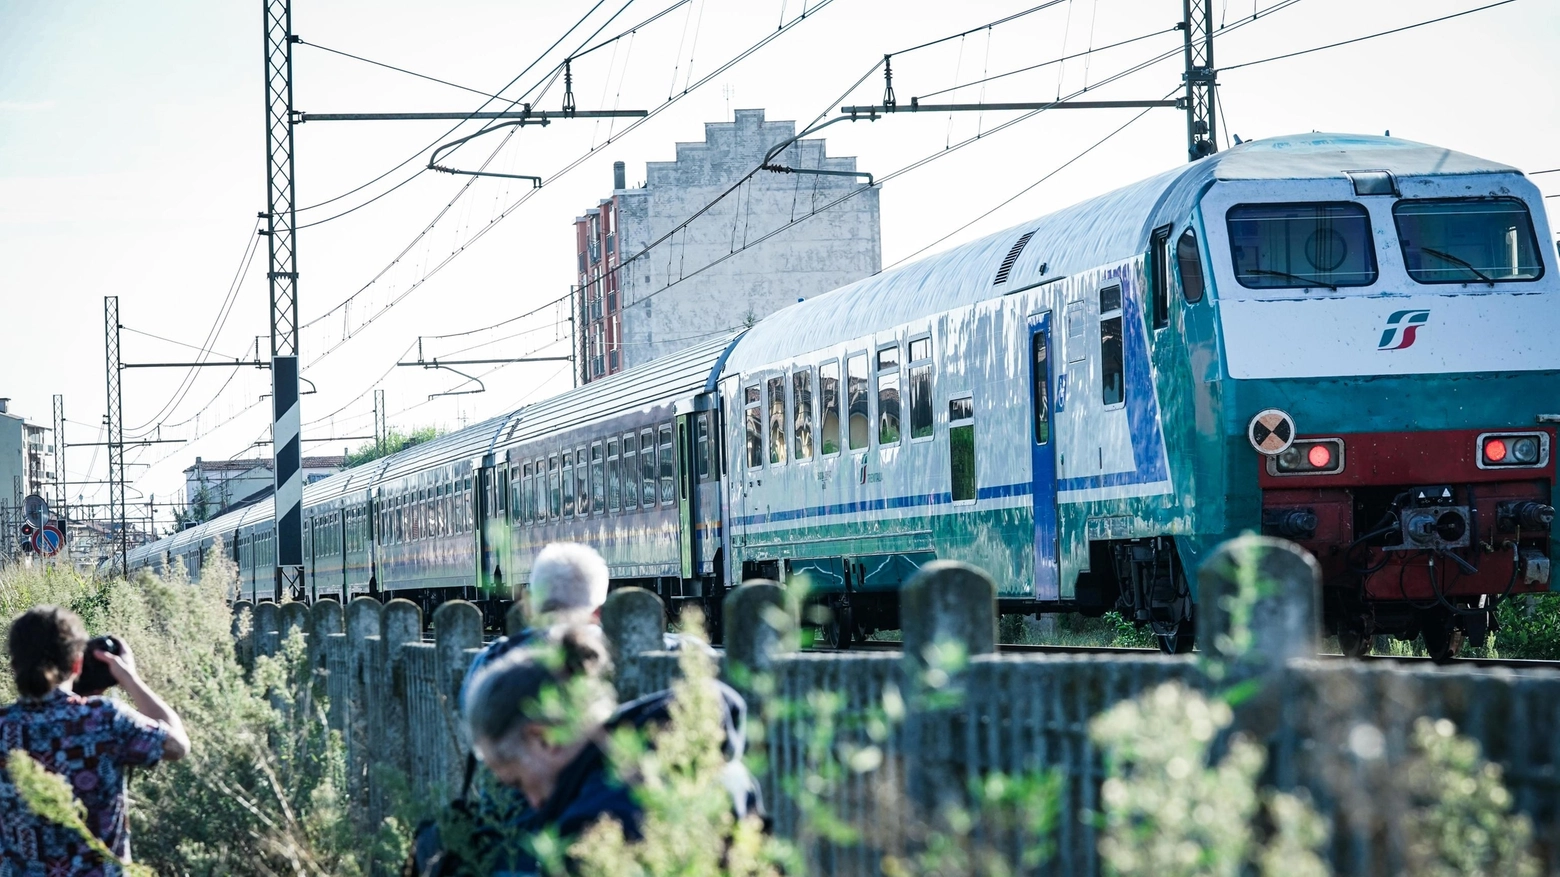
1307;444;1332;468
1484;438;1508;463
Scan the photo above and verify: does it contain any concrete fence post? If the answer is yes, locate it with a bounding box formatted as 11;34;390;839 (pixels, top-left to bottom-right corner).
1197;535;1321;676
1197;535;1321;747
900;561;997;817
232;601;254;669
433;601;483;795
900;561;997;669
252;602;280;659
380;599;422;806
601;587;665;701
279;602;310;644
345;597;383;822
723;580;796;688
310;600;344;687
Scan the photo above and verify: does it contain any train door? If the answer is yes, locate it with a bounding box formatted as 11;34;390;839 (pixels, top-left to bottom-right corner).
1028;312;1060;599
676;414;695;580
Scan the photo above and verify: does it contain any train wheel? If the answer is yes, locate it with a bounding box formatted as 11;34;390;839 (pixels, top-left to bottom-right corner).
1422;615;1463;664
1337;629;1372;658
822;600;853;650
1155;616;1195;654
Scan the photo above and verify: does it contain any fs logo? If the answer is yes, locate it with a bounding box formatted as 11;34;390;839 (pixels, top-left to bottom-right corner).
1378;309;1430;350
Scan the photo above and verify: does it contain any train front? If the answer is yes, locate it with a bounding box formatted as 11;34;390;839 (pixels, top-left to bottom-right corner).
1195;136;1560;658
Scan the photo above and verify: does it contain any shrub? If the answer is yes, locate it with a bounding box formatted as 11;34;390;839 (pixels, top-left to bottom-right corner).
0;552;405;875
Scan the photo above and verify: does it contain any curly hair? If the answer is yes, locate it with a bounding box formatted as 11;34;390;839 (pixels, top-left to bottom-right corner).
8;605;88;698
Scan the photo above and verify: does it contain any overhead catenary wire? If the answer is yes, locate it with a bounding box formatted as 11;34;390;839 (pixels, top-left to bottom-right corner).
124;217;262;437
291;0;623;216
1220;0;1520;72
298;0;842;378
884;91;1176;271
296;39;506;100
618;0;1310;313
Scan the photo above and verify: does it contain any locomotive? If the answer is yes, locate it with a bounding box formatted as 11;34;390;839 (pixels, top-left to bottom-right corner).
132;133;1559;658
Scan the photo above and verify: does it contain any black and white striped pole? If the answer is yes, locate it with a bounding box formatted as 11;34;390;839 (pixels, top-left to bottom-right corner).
264;0;304;600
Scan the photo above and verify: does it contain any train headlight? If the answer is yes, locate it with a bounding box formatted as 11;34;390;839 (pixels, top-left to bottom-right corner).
1477;432;1550;469
1268;438;1345;476
1512;436;1541;464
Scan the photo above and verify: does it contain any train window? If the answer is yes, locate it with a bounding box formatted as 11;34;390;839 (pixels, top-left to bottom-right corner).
847;354;870;451
1227;203;1376;289
819;361;841;456
908;338;933;441
1100;285;1125;407
535;459;546;520
767;376;787;465
1065;301;1087;363
576;449;590;516
950;396;976;502
1177;228;1205;303
1394;198;1543;283
694;413;712;481
521;464;532;525
641;428;657;507
792;370;814;461
877;345;901;446
622;434;638;510
744;385;763;469
549;456;562;519
1150;225;1173;329
659;424;675;504
607;440;621;511
1032;330;1051;444
562;455;576;517
591;443;605;513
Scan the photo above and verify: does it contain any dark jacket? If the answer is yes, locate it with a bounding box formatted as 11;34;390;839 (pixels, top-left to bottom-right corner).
415;681;763;876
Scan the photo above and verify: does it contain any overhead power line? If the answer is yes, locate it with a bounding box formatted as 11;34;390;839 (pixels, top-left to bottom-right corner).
292;0;622;215
297;40;506;100
298;0;841;374
1220;0;1520;72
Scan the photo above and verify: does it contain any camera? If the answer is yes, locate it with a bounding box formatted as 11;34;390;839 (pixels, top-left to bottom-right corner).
76;635;124;696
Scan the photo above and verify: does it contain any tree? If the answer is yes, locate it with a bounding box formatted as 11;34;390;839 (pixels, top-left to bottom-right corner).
343;427;442;469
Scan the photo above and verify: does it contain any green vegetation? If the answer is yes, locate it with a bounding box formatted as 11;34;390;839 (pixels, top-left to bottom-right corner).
1;553;406;876
1;554;1552;875
343;426;443;468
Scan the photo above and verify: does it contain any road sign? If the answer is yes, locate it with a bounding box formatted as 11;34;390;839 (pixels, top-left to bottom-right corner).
32;524;63;557
23;494;49;529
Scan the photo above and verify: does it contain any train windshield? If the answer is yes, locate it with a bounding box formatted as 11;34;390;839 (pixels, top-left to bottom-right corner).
1394;198;1543;284
1226;202;1377;289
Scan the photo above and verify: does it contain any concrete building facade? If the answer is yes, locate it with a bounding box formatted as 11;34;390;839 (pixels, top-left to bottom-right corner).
184;455;345;520
574;109;882;382
0;398;54;507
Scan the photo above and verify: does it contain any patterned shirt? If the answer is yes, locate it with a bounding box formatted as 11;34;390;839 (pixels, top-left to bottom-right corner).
0;689;169;877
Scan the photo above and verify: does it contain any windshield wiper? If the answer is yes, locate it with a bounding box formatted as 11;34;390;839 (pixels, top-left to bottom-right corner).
1419;247;1495;285
1245;268;1337;291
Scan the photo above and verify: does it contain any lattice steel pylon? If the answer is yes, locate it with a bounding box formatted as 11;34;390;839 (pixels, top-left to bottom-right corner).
104;297;127;575
1182;0;1217;161
52;394;65;532
264;0;304;600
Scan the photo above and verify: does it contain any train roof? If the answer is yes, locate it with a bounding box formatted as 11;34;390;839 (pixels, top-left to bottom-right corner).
722;133;1521;372
499;332;742;449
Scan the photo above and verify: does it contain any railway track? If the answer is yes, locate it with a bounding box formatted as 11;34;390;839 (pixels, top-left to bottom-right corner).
807;639;1560;670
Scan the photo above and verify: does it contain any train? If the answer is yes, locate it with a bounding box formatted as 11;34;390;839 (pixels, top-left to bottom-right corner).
130;132;1560;659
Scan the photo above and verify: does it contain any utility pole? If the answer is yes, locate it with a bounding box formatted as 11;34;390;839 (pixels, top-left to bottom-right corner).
1182;0;1217;161
104;297;127;575
52;394;65;541
263;0;304;601
373;388;386;457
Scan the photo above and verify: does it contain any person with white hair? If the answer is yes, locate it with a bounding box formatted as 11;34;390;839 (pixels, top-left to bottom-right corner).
460;542;611;713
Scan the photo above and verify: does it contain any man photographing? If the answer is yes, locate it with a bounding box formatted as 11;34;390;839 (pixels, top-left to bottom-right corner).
0;605;189;875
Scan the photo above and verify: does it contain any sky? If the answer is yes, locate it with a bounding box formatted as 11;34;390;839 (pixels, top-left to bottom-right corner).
1;0;1556;529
